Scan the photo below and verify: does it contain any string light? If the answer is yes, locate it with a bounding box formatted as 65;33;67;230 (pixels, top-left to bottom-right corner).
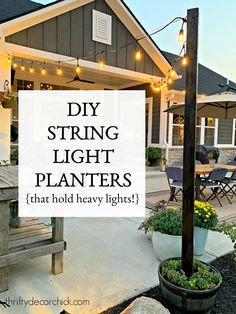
76;59;81;73
135;50;141;60
29;62;34;73
57;61;62;75
6;15;188;90
99;52;105;68
13;59;17;68
178;29;184;43
21;60;25;71
182;53;188;66
8;56;11;63
41;62;46;75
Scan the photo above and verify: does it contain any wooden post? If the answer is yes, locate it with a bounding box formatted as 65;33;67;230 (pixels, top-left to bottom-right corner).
0;201;9;292
51;217;64;274
182;8;199;277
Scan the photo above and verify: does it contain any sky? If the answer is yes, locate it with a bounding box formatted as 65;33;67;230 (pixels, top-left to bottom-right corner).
37;0;236;82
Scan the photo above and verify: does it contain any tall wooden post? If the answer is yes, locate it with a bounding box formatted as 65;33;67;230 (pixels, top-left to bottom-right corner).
182;8;199;277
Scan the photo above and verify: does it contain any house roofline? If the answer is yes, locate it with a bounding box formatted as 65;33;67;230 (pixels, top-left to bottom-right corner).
0;0;173;77
0;0;63;24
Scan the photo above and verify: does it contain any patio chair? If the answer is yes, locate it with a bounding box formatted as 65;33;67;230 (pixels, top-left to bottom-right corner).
199;167;231;207
220;169;236;199
165;166;183;202
171;161;183;167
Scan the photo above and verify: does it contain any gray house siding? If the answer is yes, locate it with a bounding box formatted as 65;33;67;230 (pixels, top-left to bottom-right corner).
6;0;163;77
218;120;233;145
126;83;160;144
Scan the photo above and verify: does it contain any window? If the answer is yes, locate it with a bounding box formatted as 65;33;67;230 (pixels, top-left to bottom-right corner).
171;115;201;146
203;118;215;146
172;115;184;146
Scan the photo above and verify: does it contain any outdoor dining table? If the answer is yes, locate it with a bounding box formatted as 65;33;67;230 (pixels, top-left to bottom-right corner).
0;165;66;292
195;163;236;200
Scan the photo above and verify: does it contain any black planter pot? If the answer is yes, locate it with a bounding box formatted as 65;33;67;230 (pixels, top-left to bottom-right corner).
148;157;157;166
158;257;222;314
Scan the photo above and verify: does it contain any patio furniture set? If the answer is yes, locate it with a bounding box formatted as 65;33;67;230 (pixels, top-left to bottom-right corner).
166;162;236;206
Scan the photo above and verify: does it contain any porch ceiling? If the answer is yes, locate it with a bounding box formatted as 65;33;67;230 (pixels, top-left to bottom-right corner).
12;57;151;89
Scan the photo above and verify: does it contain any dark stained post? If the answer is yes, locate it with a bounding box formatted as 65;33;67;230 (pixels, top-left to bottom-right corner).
182;8;199;277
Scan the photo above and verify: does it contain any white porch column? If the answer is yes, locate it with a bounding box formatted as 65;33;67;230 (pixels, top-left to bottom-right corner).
0;54;11;162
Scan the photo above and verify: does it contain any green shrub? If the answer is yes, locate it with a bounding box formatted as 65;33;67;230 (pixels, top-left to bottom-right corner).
151;208;182;236
161;259;221;290
145;147;162;161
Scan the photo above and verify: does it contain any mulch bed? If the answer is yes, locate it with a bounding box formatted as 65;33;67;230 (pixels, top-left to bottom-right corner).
101;253;236;314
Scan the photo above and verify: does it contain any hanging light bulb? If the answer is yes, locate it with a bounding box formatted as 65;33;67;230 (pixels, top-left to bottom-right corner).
135;50;142;61
182;53;188;66
8;56;11;63
170;69;175;78
29;62;34;73
178;28;184;43
99;58;105;68
76;59;80;73
57;61;62;75
13;59;17;68
41;62;46;75
168;77;172;84
21;60;25;71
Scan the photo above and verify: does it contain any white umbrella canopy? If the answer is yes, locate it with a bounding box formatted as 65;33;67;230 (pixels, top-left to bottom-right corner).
165;91;236;119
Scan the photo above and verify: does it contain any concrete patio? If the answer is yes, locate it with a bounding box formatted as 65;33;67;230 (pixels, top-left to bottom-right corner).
0;168;235;314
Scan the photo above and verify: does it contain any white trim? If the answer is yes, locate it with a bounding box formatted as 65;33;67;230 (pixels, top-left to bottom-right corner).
146;97;153;146
0;0;94;37
214;119;218;147
233;119;236;146
105;0;172;77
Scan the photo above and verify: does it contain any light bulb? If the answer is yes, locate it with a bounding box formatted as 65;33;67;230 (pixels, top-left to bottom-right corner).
182;54;188;66
30;64;34;73
57;67;62;75
99;59;105;68
13;62;17;68
76;66;80;73
178;29;184;43
170;69;175;77
8;56;11;63
135;50;141;61
168;77;172;84
21;64;25;71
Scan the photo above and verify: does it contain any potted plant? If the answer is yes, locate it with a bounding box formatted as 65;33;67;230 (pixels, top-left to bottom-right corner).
207;152;215;167
151;208;182;260
145;146;162;166
158;257;222;313
194;201;218;256
0;91;17;109
138;200;168;240
10;148;18;165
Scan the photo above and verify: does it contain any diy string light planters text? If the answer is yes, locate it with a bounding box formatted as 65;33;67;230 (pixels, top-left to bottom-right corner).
19;90;145;217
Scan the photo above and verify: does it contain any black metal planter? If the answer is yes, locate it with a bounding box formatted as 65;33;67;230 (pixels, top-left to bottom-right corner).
158;258;222;314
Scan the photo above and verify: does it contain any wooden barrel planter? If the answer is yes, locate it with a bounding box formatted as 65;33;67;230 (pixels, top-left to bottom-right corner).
158;258;222;314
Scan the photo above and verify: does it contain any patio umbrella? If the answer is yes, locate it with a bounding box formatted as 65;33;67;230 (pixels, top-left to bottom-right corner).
165;91;236;119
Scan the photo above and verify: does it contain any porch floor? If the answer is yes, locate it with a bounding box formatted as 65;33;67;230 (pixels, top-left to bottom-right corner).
0;171;235;314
